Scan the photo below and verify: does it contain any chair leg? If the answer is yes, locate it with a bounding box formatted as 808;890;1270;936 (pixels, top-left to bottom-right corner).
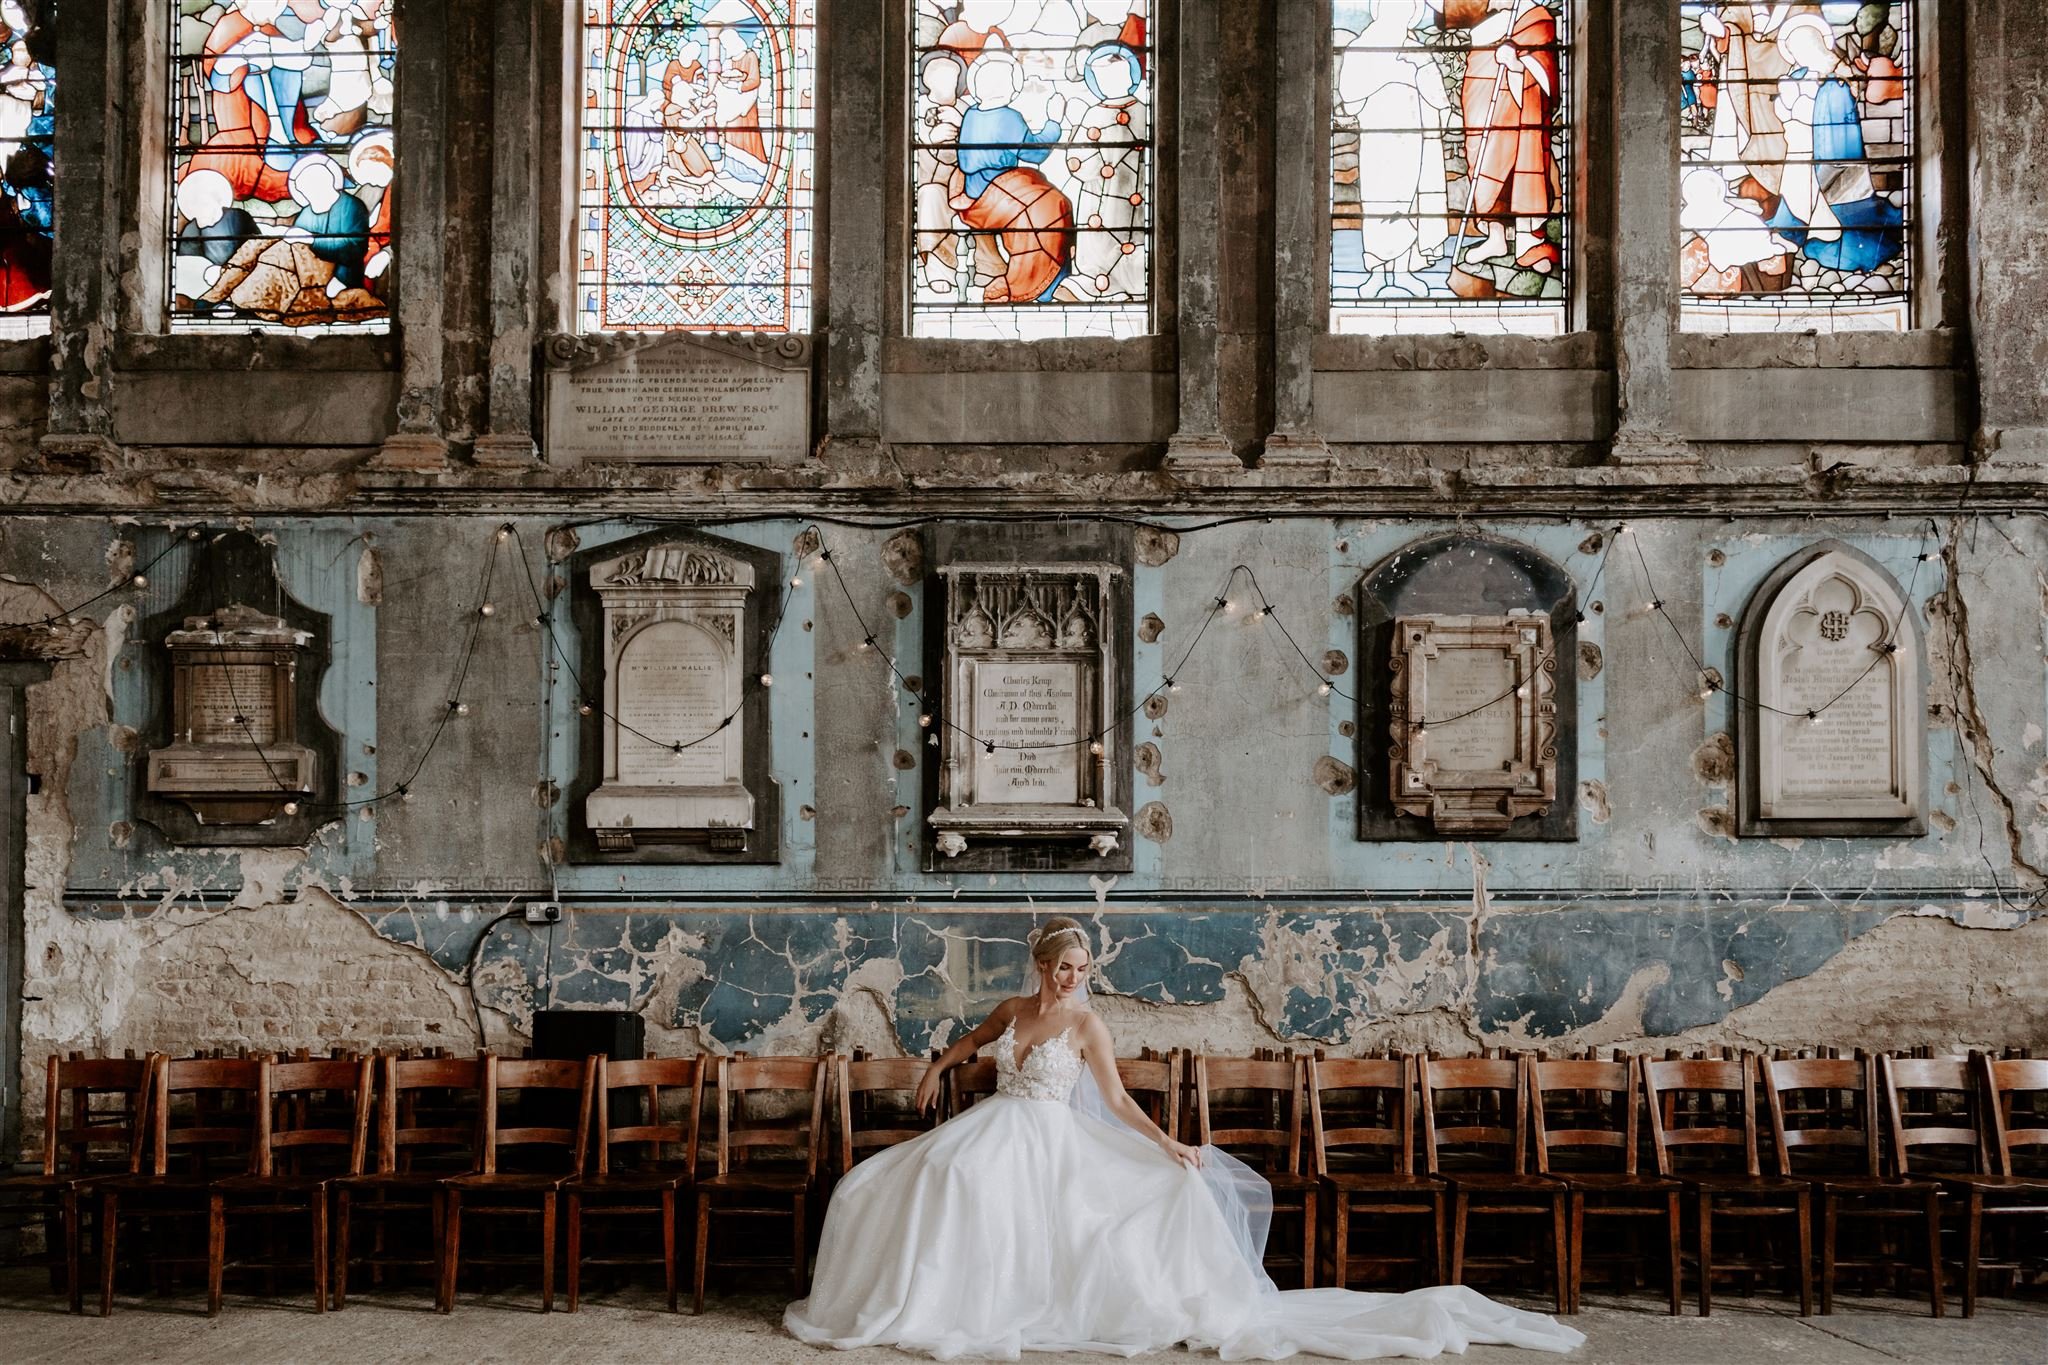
1331;1196;1349;1291
1924;1190;1944;1319
332;1188;352;1311
540;1192;558;1313
1962;1192;1980;1318
62;1189;82;1315
1551;1194;1569;1314
692;1192;711;1315
311;1191;329;1313
791;1193;808;1296
1794;1190;1814;1317
1449;1192;1469;1285
1697;1191;1714;1317
97;1190;118;1317
663;1187;679;1313
565;1193;582;1313
1665;1191;1682;1317
1819;1194;1837;1315
207;1193;227;1317
1300;1190;1317;1290
1566;1193;1585;1315
439;1189;462;1314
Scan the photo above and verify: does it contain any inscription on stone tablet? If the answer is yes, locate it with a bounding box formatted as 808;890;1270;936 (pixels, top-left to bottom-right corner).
187;662;280;744
1427;648;1515;772
547;336;809;464
972;661;1083;804
614;622;730;786
1775;649;1893;802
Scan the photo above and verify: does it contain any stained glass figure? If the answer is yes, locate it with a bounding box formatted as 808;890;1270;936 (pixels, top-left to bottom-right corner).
910;1;1152;341
1680;2;1912;332
1330;0;1571;337
0;1;53;338
167;2;397;332
578;0;816;334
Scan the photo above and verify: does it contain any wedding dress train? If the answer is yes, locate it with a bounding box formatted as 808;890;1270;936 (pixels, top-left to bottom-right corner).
784;1024;1583;1360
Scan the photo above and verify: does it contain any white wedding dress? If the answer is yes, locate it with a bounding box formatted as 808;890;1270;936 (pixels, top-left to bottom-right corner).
785;1022;1583;1360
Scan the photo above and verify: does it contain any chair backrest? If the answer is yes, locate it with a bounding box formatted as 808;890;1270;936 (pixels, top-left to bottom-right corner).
1420;1054;1528;1175
1116;1054;1182;1142
479;1055;591;1176
715;1056;826;1179
1530;1058;1635;1175
256;1057;373;1179
836;1057;937;1175
1881;1055;1985;1177
1641;1055;1759;1178
150;1056;266;1177
1307;1055;1414;1177
593;1055;703;1175
946;1058;1000;1118
1194;1055;1302;1176
41;1054;154;1178
1982;1055;2048;1177
378;1053;487;1174
1760;1056;1878;1178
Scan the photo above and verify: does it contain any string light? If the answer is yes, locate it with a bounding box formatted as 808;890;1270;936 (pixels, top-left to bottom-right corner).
1089;740;1104;756
282;800;300;816
1646;599;1663;612
478;602;495;617
1165;677;1181;692
861;635;876;651
496;525;512;542
130;574;148;589
1806;710;1822;725
918;712;932;728
1219;597;1236;613
1250;606;1267;621
578;699;594;716
790;573;803;587
451;701;469;716
1317;681;1332;697
759;672;773;687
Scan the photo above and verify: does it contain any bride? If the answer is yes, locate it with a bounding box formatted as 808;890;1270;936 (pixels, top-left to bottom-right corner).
785;918;1583;1360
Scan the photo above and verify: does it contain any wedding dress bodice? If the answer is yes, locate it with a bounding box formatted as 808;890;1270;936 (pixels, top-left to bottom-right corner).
992;1020;1083;1103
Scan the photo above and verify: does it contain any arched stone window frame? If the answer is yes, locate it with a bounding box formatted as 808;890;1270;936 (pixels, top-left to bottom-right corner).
1735;540;1926;838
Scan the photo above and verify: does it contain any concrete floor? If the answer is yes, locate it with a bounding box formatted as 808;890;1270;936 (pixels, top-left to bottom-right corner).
0;1276;2043;1365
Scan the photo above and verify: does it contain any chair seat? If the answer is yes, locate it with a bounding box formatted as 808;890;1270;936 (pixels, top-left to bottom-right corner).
1938;1173;2048;1194
1442;1172;1563;1194
1549;1171;1679;1193
564;1170;688;1193
1321;1172;1442;1194
97;1172;225;1194
1263;1172;1319;1194
1681;1173;1808;1195
212;1173;332;1194
335;1169;474;1192
699;1169;810;1194
444;1172;571;1193
0;1170;103;1192
1804;1174;1940;1195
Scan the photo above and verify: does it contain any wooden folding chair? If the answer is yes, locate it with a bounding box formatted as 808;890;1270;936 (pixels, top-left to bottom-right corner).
1421;1054;1566;1312
692;1056;826;1313
1531;1056;1679;1314
1309;1055;1444;1290
1195;1055;1316;1288
564;1055;704;1313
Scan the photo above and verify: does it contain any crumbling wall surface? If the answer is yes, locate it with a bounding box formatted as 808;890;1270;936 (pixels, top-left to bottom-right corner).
3;508;2045;1139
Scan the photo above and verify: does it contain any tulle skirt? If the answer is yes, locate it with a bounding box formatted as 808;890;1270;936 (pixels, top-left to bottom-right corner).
784;1093;1584;1360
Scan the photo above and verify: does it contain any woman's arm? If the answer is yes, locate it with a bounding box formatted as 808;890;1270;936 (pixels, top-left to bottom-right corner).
1078;1016;1203;1169
913;998;1017;1113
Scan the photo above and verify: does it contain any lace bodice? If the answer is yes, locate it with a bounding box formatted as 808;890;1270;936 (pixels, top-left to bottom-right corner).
993;1020;1084;1102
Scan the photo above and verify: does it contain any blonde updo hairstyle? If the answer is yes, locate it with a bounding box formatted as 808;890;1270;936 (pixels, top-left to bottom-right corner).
1028;916;1092;986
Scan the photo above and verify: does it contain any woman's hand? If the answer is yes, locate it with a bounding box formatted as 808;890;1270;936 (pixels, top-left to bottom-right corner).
914;1062;946;1115
1159;1137;1204;1171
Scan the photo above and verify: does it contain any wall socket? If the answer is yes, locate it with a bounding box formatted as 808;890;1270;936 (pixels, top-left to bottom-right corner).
524;902;562;924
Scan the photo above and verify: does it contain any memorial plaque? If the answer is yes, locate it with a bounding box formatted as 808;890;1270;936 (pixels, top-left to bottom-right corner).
544;331;811;465
970;660;1086;805
1744;545;1921;831
929;563;1128;863
186;662;281;745
146;603;317;828
1389;614;1558;833
586;543;756;850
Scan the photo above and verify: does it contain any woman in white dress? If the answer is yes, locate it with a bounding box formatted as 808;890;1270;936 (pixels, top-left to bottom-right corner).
785;917;1583;1361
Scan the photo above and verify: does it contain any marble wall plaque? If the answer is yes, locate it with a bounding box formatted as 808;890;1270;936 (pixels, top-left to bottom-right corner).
1389;614;1558;833
970;659;1085;805
146;603;317;829
544;332;811;464
1424;647;1516;772
1745;544;1922;830
613;622;732;786
186;662;281;744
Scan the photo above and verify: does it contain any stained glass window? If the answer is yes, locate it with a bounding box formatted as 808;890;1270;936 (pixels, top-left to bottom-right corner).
0;1;53;339
578;0;816;334
909;1;1152;341
1329;1;1571;336
168;2;397;332
1680;2;1912;332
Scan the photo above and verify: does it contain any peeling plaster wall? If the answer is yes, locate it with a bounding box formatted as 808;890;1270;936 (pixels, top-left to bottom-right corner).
6;511;2045;1132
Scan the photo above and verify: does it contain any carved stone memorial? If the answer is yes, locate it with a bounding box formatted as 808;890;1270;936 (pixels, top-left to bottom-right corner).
1738;542;1924;836
928;562;1130;870
585;543;759;852
1357;533;1578;841
146;604;318;826
544;331;811;464
1389;614;1558;833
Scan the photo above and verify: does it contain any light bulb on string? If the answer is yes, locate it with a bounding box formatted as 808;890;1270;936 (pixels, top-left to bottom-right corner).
790;573;803;587
130;574;148;589
1806;710;1822;725
918;713;932;728
283;800;300;816
759;672;773;687
578;699;594;717
1250;606;1267;621
860;636;875;652
479;602;495;617
1317;681;1332;697
1088;739;1104;756
495;525;512;542
1220;598;1237;614
1165;677;1181;693
451;701;470;717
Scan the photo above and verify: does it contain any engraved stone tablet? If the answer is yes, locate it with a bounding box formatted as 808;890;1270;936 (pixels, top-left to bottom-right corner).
544;331;811;464
585;543;755;848
1389;614;1558;833
1745;545;1922;829
146;603;317;825
930;564;1127;858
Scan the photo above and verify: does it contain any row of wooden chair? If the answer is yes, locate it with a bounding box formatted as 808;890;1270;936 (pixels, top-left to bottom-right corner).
2;1045;2040;1322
